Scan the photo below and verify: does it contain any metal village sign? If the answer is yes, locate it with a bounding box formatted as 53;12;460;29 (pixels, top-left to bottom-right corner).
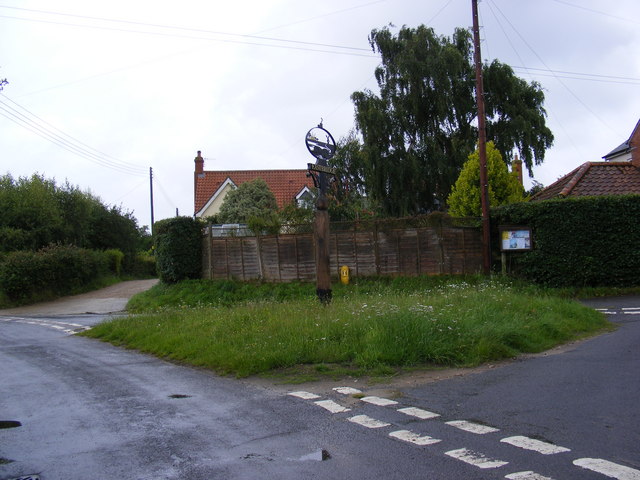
305;121;337;304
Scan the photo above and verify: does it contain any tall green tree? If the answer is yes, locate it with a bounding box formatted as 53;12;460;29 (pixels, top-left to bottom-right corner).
328;131;380;220
348;25;553;216
0;173;148;270
447;141;524;217
0;174;64;250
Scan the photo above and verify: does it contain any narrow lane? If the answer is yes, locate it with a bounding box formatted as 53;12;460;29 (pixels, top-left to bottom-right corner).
1;295;638;479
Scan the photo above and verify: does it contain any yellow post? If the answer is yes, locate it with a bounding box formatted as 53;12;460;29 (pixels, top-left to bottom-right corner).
340;265;350;285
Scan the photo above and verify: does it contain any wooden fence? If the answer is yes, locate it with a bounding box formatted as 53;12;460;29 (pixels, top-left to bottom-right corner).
202;219;483;282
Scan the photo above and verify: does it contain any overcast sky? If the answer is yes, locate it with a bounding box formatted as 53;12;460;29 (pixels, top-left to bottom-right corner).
1;0;639;230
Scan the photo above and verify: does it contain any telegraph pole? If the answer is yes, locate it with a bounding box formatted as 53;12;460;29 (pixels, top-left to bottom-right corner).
149;167;155;236
472;0;491;274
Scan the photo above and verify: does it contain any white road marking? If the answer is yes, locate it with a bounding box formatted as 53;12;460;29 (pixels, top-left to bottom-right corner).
389;429;441;446
596;307;640;315
446;420;499;434
360;396;398;406
397;407;440;420
314;399;350;414
445;448;508;469
505;471;555;480
573;458;640;479
285;389;637;480
0;316;91;335
348;415;390;429
287;391;320;400
500;436;570;455
333;387;362;395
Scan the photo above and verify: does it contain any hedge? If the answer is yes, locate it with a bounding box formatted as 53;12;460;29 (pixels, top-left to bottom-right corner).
492;195;640;287
0;244;110;303
154;217;202;283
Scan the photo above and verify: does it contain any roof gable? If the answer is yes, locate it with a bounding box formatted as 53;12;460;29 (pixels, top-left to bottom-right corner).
196;177;236;217
195;169;312;215
530;161;640;201
603;118;640;161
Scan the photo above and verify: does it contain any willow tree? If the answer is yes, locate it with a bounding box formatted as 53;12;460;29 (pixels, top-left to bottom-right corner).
347;25;553;217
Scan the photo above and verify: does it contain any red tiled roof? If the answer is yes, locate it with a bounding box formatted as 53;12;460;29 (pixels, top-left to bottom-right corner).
530;162;640;201
195;169;312;215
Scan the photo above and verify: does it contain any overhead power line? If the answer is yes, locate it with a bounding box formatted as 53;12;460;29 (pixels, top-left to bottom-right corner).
0;94;148;176
511;66;640;86
485;0;618;136
0;5;375;58
550;0;640;25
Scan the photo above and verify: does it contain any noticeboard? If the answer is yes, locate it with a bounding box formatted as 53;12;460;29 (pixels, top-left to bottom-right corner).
500;226;532;252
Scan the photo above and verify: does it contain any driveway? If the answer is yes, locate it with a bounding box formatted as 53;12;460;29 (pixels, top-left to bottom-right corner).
0;279;158;316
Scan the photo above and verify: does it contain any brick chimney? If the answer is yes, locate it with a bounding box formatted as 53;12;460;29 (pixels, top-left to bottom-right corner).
194;151;204;216
195;150;204;175
630;122;640;168
512;153;523;185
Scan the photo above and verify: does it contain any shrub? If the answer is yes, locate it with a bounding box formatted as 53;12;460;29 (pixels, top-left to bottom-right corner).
129;252;158;278
0;244;109;303
492;195;640;287
105;249;125;276
154;217;202;284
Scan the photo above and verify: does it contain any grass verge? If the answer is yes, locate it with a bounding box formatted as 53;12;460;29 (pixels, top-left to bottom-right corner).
82;277;612;379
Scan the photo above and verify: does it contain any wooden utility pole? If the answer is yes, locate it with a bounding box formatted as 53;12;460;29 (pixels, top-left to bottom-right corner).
149;167;155;236
472;0;492;274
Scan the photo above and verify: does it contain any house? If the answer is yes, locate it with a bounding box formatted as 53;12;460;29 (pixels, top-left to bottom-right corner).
193;151;314;218
530;119;640;201
602;118;640;162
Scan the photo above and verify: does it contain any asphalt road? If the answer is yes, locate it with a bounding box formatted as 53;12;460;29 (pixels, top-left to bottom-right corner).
1;288;638;480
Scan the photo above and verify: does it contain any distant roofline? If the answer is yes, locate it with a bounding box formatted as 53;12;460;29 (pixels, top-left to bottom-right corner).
603;117;640;159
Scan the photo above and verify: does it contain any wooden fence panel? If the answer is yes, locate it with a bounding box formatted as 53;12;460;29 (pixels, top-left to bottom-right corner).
375;231;395;275
202;223;482;282
240;238;261;280
210;239;229;279
354;231;377;276
417;228;442;275
295;235;316;281
463;228;483;273
278;236;300;282
398;229;419;276
225;240;245;279
333;231;357;274
259;237;281;281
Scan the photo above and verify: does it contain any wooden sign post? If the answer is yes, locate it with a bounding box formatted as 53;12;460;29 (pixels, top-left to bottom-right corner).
305;122;337;304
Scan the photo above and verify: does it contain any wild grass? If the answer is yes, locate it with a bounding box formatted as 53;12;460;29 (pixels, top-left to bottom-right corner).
84;277;611;378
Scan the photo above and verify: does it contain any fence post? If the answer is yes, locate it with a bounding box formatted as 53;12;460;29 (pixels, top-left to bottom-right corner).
277;235;282;282
353;221;359;278
374;220;381;276
207;223;213;279
256;235;264;280
437;217;445;274
240;237;246;281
